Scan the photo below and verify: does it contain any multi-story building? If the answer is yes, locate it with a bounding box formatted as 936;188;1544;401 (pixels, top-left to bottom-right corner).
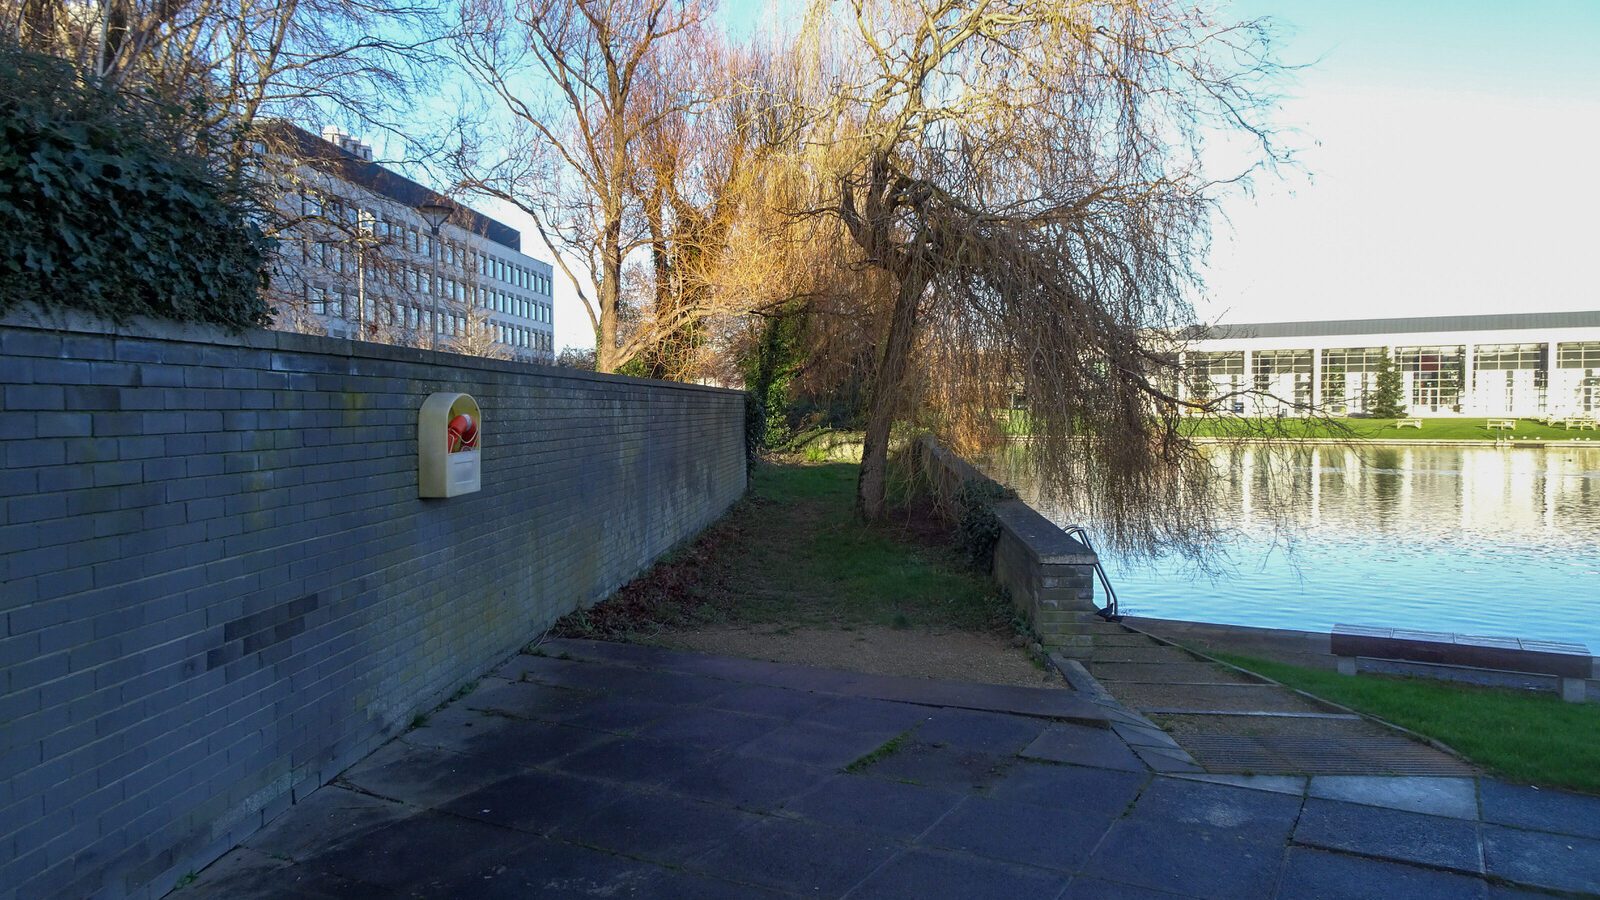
1179;311;1600;417
263;124;555;363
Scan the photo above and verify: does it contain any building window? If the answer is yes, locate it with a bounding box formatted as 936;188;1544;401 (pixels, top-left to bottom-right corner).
1557;342;1600;369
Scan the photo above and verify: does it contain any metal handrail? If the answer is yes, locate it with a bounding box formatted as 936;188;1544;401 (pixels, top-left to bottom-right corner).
1061;525;1121;621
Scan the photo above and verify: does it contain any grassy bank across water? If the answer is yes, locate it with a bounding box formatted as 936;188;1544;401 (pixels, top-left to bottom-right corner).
1215;653;1600;794
1181;416;1598;441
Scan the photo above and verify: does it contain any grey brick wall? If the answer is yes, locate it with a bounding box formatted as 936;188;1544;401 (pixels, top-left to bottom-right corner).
0;312;747;899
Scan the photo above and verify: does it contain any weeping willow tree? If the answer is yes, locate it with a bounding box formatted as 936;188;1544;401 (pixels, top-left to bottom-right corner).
793;0;1287;557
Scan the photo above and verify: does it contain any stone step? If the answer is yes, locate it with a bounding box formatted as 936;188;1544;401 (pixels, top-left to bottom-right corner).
1087;662;1263;685
1088;646;1200;665
1110;683;1334;715
1084;634;1168;648
1151;713;1401;739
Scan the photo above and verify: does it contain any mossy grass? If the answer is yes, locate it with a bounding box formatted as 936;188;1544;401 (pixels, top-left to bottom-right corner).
1215;653;1600;794
552;455;1012;639
843;731;912;772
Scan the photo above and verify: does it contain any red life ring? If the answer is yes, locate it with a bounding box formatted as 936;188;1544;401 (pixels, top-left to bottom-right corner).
447;413;478;452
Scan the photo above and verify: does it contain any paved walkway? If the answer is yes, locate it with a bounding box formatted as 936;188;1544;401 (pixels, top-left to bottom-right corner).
181;639;1600;898
1068;623;1473;776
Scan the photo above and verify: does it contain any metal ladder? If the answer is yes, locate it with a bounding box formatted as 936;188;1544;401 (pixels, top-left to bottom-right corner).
1060;525;1121;621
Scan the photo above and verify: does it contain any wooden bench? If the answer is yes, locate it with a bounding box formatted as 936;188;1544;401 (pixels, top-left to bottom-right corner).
1487;418;1514;432
1396;418;1423;429
1565;417;1597;431
1332;624;1592;702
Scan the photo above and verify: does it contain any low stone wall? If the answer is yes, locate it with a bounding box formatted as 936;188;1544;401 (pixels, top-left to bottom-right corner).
911;437;1102;653
0;311;747;899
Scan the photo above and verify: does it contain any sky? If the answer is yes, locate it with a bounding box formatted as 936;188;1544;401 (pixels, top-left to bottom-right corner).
472;0;1600;351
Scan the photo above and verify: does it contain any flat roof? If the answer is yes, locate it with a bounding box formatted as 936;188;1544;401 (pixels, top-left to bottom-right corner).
1190;310;1600;341
269;123;523;253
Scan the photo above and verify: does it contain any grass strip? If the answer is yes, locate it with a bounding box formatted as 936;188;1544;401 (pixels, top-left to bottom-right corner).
1214;652;1600;794
844;730;913;773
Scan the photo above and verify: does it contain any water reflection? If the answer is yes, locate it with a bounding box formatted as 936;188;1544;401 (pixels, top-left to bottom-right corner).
994;444;1600;649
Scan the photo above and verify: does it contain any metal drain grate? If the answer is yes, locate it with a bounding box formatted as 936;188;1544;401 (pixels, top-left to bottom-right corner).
1180;735;1475;776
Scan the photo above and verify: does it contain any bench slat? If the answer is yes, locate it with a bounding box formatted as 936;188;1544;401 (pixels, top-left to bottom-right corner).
1332;624;1592;678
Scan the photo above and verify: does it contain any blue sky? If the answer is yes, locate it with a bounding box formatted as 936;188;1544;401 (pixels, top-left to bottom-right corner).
514;0;1600;349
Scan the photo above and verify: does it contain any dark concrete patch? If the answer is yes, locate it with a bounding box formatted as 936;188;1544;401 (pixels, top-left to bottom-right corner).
425;833;662;900
552;735;713;787
555;695;681;733
859;741;1014;792
1294;798;1482;874
1479;779;1600;840
1127;777;1303;840
1084;819;1286;900
801;696;935;733
401;707;607;764
1061;875;1202;899
686;817;899;894
1020;723;1148;772
242;785;410;863
917;708;1049;755
436;769;631;835
1277;847;1489;900
336;742;524;808
988;761;1147;819
556;791;763;865
782;774;962;839
666;753;832;810
636;706;784;749
1482;824;1600;895
738;720;900;769
702;683;831;719
849;848;1070;899
299;810;531;891
920;795;1117;871
464;679;599;722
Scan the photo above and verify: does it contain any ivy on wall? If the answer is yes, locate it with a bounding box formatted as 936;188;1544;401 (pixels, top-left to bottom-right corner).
0;43;270;328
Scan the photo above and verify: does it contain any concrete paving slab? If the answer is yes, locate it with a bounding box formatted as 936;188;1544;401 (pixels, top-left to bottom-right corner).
336;741;524;808
781;774;963;839
1113;682;1334;714
800;696;935;733
635;706;785;750
1170;773;1308;796
739;720;901;769
241;785;411;863
555;791;763;865
435;769;631;835
1479;779;1600;840
1277;848;1490;900
916;708;1049;755
1295;798;1483;874
178;645;1564;900
1132;745;1207;774
988;761;1147;819
666;753;832;811
1061;875;1202;899
920;794;1118;871
1308;775;1479;820
1091;661;1262;684
860;741;1015;792
1084;819;1286;900
686;817;900;895
1020;723;1148;772
848;848;1071;899
1482;824;1600;895
1128;777;1303;840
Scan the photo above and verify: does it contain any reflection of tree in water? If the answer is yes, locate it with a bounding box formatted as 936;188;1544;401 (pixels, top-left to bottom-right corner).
1365;448;1404;528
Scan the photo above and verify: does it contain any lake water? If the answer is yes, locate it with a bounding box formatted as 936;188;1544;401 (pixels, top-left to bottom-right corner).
996;443;1600;650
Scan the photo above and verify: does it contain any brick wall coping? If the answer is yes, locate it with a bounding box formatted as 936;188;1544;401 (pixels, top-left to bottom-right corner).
0;305;744;398
914;435;1095;565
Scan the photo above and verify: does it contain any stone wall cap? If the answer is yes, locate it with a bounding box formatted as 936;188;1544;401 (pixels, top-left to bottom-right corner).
993;499;1096;564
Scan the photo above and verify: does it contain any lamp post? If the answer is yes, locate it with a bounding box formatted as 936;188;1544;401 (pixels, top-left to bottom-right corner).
417;199;452;351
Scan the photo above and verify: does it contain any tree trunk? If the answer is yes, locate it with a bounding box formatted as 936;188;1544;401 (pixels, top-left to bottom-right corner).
857;268;928;520
595;211;624;373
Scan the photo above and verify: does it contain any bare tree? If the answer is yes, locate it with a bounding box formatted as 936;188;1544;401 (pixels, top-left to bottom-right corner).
453;0;755;374
784;0;1286;552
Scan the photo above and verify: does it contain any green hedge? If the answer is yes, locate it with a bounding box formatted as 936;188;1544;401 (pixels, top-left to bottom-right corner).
0;44;270;328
